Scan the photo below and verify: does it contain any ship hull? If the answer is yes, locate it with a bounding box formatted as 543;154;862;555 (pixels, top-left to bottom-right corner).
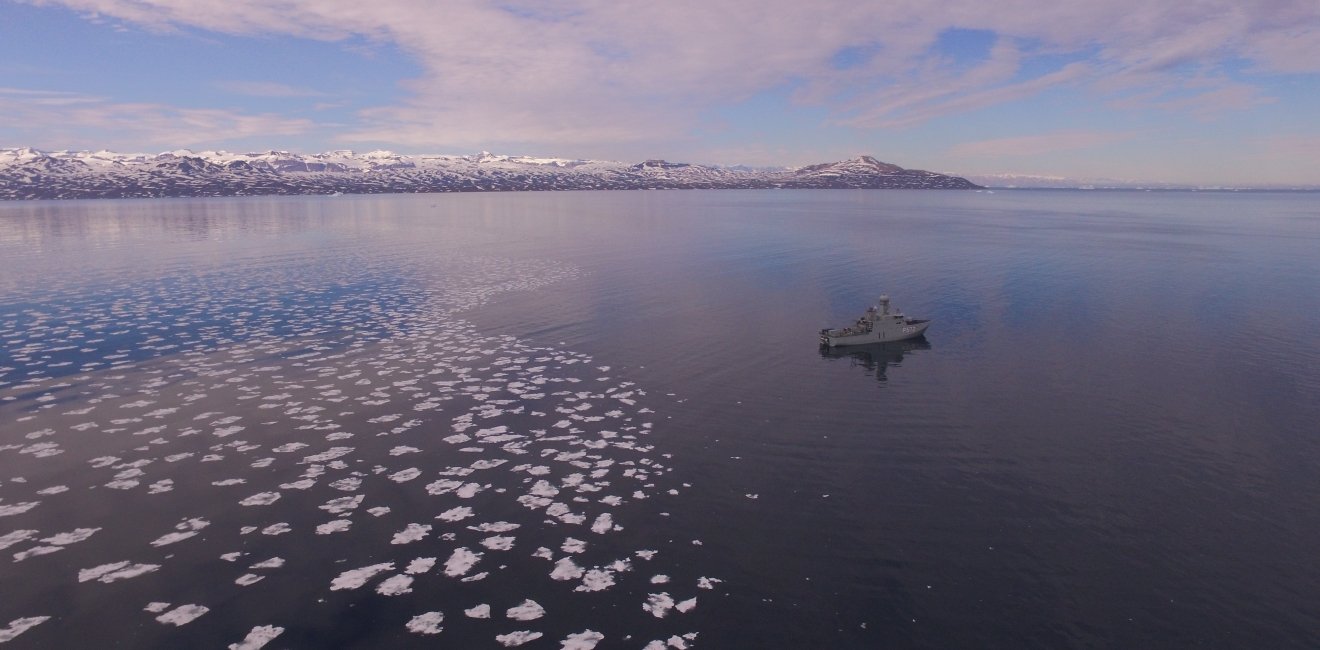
820;320;930;347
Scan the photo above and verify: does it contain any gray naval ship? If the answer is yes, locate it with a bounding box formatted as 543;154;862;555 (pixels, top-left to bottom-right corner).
819;295;931;347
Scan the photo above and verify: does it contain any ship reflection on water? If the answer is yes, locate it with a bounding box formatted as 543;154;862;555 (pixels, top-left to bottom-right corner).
819;338;931;382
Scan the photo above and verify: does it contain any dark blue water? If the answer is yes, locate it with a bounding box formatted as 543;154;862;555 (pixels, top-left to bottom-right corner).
2;190;1319;648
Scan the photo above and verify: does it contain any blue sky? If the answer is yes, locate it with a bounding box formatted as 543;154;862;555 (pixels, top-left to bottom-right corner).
2;0;1319;185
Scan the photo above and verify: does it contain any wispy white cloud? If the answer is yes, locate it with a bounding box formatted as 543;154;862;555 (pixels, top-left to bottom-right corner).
17;0;1320;155
0;87;313;148
214;81;326;97
949;130;1136;157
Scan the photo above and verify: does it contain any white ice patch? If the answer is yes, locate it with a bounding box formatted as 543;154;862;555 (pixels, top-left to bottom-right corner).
697;577;723;590
406;557;436;574
0;502;39;517
643;593;675;618
437;506;473;522
319;494;363;514
495;630;542;646
41;528;100;546
392;523;432;544
505;599;545;621
0;617;49;643
388;468;421;482
144;602;170;613
575;569;616;592
227;625;284;650
464;604;490;619
405;611;444;635
551;557;584;581
316;520;351;534
156;604;209;626
590;513;615;534
675;597;697;613
561;630;605;649
78;561;160;583
481;536;515;551
330;562;394;590
376;574;414;596
443;548;481;577
239;492;280;506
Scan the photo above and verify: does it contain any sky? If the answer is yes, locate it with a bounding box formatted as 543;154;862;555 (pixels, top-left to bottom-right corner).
2;0;1319;185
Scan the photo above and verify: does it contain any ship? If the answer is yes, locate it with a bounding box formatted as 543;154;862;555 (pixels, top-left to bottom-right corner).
819;295;931;347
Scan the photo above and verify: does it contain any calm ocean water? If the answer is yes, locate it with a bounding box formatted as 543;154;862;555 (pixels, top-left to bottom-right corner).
2;189;1319;648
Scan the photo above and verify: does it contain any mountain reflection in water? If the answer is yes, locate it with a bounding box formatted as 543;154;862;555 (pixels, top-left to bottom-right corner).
819;338;931;381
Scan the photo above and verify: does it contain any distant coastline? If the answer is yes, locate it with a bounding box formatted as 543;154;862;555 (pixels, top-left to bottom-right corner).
0;148;979;201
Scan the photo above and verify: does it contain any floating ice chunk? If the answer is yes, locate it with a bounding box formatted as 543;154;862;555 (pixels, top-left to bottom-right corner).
643;593;674;618
425;479;462;495
389;446;421;456
0;502;39;517
636;550;657;560
262;523;291;535
330;477;361;491
228;625;284;650
505;599;544;621
389;468;421;483
0;616;49;643
239;492;280;506
532;547;553;560
590;513;615;534
469;521;519;533
406;612;444;635
460;571;489;582
651;575;670;584
464;604;490;619
78;561;160;583
235;574;264;586
156;604;208;626
496;630;542;646
144;602;170;613
443;548;481;577
697;577;723;590
437;507;473;522
561;538;587;554
41;528;100;546
675;597;697;613
481;536;515;551
147;479;174;494
551;557;584;581
250;557;283;569
316;520;351;534
302;447;354;463
272;443;308;453
406;557;436;574
392;523;432;544
599;495;622;506
368;506;391;517
575;569;615;592
0;530;37;551
279;479;315;490
320;495;363;514
330;562;394;590
455;483;484;498
13;546;62;562
377;575;414;596
561;630;604;649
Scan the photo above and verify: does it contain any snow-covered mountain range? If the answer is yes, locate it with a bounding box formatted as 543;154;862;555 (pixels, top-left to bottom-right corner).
0;148;979;200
